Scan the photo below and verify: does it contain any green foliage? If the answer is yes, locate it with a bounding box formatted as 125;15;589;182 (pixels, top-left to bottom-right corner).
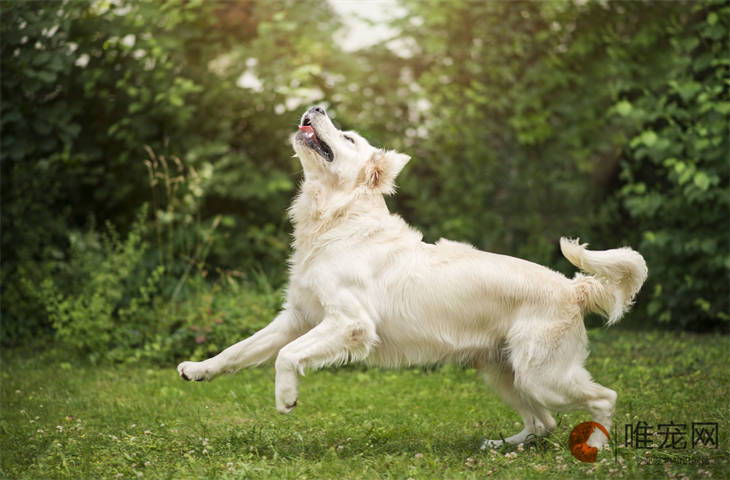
34;201;282;363
138;271;281;364
1;0;343;344
37;207;160;361
378;1;708;265
27;143;284;362
603;0;729;330
355;0;728;329
142;146;215;281
1;0;727;348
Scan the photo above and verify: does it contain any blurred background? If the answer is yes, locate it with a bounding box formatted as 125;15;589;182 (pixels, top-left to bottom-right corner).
1;0;727;363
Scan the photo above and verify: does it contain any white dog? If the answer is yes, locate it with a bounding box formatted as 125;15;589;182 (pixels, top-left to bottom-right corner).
178;106;647;449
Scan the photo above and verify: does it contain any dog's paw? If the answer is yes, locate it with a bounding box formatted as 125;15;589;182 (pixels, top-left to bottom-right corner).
177;361;212;382
275;383;299;414
277;399;297;414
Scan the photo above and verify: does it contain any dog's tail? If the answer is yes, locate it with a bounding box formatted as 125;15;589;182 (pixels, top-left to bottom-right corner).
560;237;648;326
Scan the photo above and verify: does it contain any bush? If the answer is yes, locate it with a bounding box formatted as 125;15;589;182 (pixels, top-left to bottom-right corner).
26;143;283;363
34;203;282;364
1;0;346;344
603;0;729;330
373;1;728;330
37;207;163;362
137;271;281;364
2;0;726;344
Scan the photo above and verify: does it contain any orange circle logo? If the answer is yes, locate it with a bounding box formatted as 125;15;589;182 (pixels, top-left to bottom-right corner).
569;421;610;463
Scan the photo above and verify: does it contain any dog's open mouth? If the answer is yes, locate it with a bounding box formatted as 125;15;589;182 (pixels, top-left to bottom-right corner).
299;120;334;162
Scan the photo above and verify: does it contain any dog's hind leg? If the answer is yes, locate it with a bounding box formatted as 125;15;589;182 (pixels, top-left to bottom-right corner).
274;314;377;413
177;309;306;382
479;363;556;449
509;327;617;449
517;366;616;448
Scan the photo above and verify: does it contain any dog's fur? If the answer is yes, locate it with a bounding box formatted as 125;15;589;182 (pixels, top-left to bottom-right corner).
178;106;648;448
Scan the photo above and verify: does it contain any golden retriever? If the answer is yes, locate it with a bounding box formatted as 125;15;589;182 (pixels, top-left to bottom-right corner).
178;106;647;449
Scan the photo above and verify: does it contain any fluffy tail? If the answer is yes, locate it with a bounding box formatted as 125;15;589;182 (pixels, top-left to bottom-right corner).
560;237;648;326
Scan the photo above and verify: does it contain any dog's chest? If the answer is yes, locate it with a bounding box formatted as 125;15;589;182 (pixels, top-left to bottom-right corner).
289;236;396;319
286;249;352;321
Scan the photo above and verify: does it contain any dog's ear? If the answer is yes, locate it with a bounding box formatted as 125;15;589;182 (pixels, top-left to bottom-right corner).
365;150;411;194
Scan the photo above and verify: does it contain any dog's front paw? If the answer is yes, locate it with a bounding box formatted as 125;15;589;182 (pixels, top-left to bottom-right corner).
275;382;298;414
177;361;212;382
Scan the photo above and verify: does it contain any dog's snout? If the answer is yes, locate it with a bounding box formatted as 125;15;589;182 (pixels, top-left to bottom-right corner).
300;106;327;127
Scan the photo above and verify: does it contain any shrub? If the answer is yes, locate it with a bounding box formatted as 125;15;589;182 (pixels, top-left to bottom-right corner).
135;271;281;364
33;203;283;364
1;1;350;345
29;146;284;363
36;207;160;362
604;0;729;330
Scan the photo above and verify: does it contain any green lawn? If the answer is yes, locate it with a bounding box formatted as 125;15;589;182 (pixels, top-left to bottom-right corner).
1;329;728;479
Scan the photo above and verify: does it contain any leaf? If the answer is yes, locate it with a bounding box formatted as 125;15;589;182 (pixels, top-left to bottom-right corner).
693;171;710;191
36;69;58;84
31;51;52;67
713;102;730;114
671;81;701;102
614;100;632;116
632;130;658;148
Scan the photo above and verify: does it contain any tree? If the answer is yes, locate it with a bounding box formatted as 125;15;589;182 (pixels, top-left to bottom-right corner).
604;0;729;330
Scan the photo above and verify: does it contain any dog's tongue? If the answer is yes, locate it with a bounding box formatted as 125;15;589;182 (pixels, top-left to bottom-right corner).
299;125;320;145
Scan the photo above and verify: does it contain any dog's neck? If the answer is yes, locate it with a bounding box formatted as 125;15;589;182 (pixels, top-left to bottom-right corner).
288;179;388;252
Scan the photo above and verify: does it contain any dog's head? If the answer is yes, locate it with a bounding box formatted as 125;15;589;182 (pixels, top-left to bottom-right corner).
292;106;410;195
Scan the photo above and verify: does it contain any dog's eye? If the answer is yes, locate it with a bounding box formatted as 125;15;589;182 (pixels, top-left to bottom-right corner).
344;135;355;144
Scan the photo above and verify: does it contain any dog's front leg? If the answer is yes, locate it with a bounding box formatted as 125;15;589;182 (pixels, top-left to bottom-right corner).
178;309;305;381
274;314;376;413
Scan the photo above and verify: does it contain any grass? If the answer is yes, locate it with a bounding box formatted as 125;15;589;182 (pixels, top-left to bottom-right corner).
1;329;728;479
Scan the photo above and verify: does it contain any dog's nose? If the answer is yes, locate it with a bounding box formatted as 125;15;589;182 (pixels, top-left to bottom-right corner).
301;106;327;127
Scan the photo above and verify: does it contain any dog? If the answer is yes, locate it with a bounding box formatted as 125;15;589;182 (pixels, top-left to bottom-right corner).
178;105;647;449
